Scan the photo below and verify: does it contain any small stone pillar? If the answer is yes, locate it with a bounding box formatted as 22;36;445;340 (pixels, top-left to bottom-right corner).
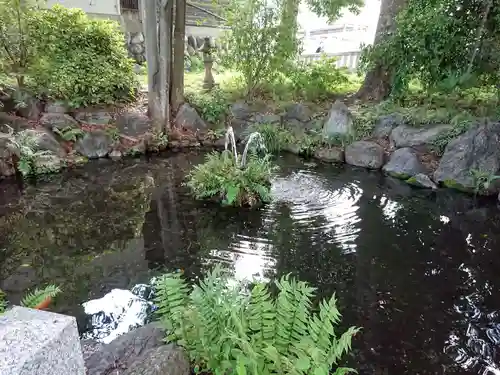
0;306;85;375
202;37;215;91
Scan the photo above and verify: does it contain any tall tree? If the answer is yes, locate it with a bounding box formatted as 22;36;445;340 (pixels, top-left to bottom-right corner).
356;0;407;101
172;0;186;111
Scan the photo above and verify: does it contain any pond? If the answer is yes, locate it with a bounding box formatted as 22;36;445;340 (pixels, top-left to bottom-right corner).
1;151;500;375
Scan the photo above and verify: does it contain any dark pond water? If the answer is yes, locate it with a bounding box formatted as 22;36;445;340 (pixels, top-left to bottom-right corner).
1;152;500;375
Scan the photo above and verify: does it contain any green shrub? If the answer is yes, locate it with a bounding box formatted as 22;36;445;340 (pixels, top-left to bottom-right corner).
0;284;61;313
28;5;137;107
154;265;359;375
246;123;291;153
186;150;277;207
287;57;351;100
185;88;229;125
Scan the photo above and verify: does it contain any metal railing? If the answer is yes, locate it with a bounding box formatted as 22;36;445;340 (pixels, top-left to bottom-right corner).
299;51;361;71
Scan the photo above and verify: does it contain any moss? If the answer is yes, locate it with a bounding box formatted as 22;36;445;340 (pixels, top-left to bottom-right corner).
442;179;473;193
406;176;418;184
387;171;411;180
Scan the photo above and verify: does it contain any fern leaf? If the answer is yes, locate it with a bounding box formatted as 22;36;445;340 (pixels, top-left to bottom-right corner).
20;285;61;308
0;289;7;314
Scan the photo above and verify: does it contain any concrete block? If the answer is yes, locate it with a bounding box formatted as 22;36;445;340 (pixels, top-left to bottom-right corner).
0;306;85;375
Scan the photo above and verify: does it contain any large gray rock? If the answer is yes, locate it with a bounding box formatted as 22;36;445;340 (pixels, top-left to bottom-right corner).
84;323;166;375
75;130;113;159
230;102;252;120
45;101;68;114
123;345;190;375
74;109;113;126
382;147;425;179
0;137;18;178
40;113;79;132
390;124;453;148
322;100;353;139
406;173;438;189
434;123;500;193
0;112;31;132
16;95;43;121
372;113;404;138
174;103;207;132
345;141;384;169
0;306;85;375
313;147;344;163
284;103;312;122
250;113;281;125
116;111;151;137
20;128;66;157
33;154;64;174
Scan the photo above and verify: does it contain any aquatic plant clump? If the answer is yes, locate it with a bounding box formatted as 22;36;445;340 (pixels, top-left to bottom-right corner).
154;265;360;375
186;150;277;207
186;127;277;207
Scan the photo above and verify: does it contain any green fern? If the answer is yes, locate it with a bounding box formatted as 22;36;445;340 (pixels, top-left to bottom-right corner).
0;289;7;313
20;285;61;308
154;266;359;375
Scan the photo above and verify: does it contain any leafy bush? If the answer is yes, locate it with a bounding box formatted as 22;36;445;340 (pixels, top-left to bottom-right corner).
155;265;359;375
186;150;277;207
245;123;292;153
0;0;40;87
287;57;351;100
28;5;137;107
185;88;229;125
0;284;61;313
221;0;297;97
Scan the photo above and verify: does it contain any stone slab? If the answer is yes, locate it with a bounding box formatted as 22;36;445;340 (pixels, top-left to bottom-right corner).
0;306;85;375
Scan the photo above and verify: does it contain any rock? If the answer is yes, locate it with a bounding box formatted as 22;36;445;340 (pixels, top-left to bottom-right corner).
0;112;31;132
84;323;165;375
0;306;85;375
406;173;438;189
434;123;500;194
313;147;344;163
0;137;18;178
115;111;151;138
130;32;145;45
109;150;123;161
16;95;43;121
372;113;404;138
33;153;64;174
20;128;66;157
345;141;385;169
75;131;113;159
230;102;252;120
45;101;68;114
40;113;79;132
123;345;190;375
284;103;312;122
81;340;104;363
390;124;453;148
322;100;353;139
250;113;281;125
382;147;425;179
174;103;207;132
74;109;113;126
283;143;301;155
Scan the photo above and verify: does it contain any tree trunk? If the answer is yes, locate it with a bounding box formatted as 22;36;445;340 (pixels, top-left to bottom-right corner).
141;0;162;129
356;0;407;101
158;0;174;131
172;0;186;112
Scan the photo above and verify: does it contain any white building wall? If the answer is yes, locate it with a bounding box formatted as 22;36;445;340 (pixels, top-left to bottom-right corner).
45;0;121;16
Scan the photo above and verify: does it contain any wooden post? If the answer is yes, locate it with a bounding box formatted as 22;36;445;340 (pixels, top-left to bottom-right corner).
172;0;187;111
158;0;173;130
141;0;162;130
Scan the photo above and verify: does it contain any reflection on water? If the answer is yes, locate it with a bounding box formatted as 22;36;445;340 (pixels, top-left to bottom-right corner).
1;152;500;374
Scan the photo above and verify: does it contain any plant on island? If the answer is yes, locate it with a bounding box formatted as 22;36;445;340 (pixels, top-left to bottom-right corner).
154;265;359;375
186;127;277;207
0;284;62;314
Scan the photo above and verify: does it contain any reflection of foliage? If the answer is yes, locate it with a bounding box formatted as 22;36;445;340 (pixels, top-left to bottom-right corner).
155;265;359;375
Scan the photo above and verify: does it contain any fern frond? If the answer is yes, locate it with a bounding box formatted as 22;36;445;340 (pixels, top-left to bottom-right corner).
248;282;275;347
0;289;7;314
153;271;190;343
20;285;61;308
